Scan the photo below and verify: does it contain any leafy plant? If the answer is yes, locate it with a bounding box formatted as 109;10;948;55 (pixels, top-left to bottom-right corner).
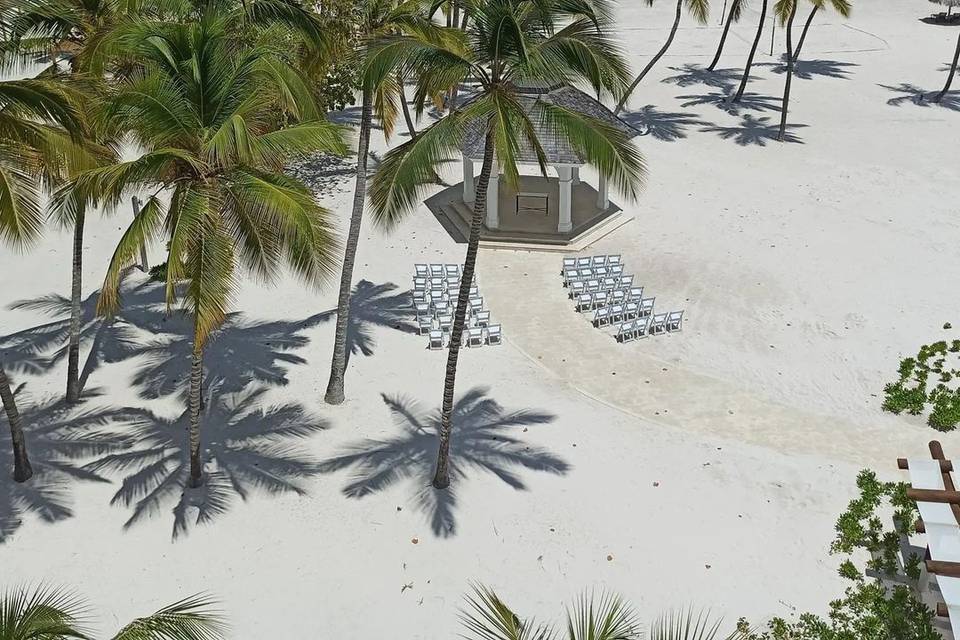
882;327;960;431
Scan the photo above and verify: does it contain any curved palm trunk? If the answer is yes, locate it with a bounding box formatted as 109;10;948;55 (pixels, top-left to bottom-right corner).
398;74;418;139
732;0;769;102
615;0;684;114
432;130;495;490
933;30;960;103
1;361;32;482
708;7;737;71
324;88;373;405
188;325;204;488
778;2;798;141
792;5;818;62
65;209;85;403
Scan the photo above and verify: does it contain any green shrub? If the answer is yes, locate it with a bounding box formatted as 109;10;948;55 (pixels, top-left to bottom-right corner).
883;327;960;431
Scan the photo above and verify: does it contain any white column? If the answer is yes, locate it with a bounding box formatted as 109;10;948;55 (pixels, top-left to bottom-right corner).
463;155;474;203
486;164;500;230
557;165;573;233
597;173;609;210
571;166;580;186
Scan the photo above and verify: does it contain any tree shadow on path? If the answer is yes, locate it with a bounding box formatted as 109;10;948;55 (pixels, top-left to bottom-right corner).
661;64;747;90
318;387;570;538
701;114;807;146
83;384;329;540
678;90;782;115
757;55;858;80
0;393;131;543
620;105;714;142
881;83;960;112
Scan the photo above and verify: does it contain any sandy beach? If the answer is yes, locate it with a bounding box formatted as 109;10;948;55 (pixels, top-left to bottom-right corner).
2;0;959;636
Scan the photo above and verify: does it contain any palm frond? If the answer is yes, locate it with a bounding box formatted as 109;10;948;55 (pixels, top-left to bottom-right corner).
650;610;724;640
110;593;226;640
0;584;90;639
460;584;554;640
685;0;711;25
565;591;641;640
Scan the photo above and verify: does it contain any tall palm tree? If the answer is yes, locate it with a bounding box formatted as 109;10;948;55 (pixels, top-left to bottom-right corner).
58;13;347;488
731;0;768;102
791;0;851;62
461;585;745;640
934;30;960;103
707;0;745;71
0;76;86;483
775;0;797;141
0;585;226;639
614;0;710;114
366;0;644;489
323;0;436;405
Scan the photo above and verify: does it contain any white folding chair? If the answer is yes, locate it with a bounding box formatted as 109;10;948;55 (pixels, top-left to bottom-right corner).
445;264;460;278
638;297;655;318
415;263;429;277
586;279;601;293
563;268;579;287
619;274;634;288
562;257;577;273
607;254;622;267
593;292;608;309
610;304;625;323
611;289;626;305
592;306;611;327
609;264;624;279
623;301;639;320
418;316;434;335
628;287;644;302
469;296;483;311
569;281;585;299
429;264;444;277
467;327;484;347
591;255;607;267
438;313;453;332
415;302;431;318
576;292;593;312
475;310;491;327
428;329;444;350
635;316;651;338
602;277;617;292
413;276;427;290
666;310;684;332
434;300;450;316
486;324;502;345
576;257;591;269
649;312;667;335
615;321;636;343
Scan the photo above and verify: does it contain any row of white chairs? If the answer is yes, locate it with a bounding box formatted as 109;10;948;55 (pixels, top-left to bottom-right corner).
429;324;502;349
590;298;655;325
569;275;634;298
416;263;461;279
419;308;491;334
616;311;683;342
562;255;622;271
576;290;651;312
563;264;625;286
415;295;484;320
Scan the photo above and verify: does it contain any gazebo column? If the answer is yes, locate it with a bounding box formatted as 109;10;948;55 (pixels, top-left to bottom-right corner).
557;165;573;233
597;174;609;210
571;166;580;186
463;155;474;204
486;161;500;230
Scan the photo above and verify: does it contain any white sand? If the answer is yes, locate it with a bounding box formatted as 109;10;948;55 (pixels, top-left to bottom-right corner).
2;0;959;636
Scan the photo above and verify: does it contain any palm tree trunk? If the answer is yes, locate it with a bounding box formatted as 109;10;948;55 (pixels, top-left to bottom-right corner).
732;0;769;102
933;30;960;103
65;208;84;403
792;5;818;62
398;73;418;139
188;323;204;488
432;129;495;490
708;6;737;71
778;2;798;141
1;361;32;482
324;87;373;405
615;0;684;114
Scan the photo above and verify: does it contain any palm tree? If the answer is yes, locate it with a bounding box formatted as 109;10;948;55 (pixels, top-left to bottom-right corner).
707;0;745;71
614;0;710;114
0;585;226;639
366;0;644;489
792;0;851;62
731;0;768;102
58;13;347;488
0;76;86;483
775;0;798;141
323;0;435;405
460;585;745;640
934;30;960;103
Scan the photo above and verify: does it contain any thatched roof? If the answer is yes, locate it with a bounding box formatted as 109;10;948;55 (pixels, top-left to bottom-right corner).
460;83;639;165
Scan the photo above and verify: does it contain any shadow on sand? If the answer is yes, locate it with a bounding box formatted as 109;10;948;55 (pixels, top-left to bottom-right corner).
757;55;858;80
661;64;749;90
620;105;714;142
2;277;415;539
701;114;807;146
0;392;131;542
880;83;960;112
678;90;782;115
319;387;570;537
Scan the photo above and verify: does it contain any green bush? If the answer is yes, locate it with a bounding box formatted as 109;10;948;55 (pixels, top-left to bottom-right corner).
882;326;960;431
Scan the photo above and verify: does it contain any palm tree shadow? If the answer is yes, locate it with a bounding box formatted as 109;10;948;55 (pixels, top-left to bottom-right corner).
313;280;417;366
757;55;858;80
678;90;782;115
0;393;132;543
701;114;807;146
661;64;747;90
318;387;570;537
880;83;960;112
83;384;329;539
620;105;714;142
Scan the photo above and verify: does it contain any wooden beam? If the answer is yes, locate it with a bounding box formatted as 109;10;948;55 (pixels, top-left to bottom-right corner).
917;518;927;534
927;559;960;577
898;457;953;472
937;602;949;618
907;488;960;504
